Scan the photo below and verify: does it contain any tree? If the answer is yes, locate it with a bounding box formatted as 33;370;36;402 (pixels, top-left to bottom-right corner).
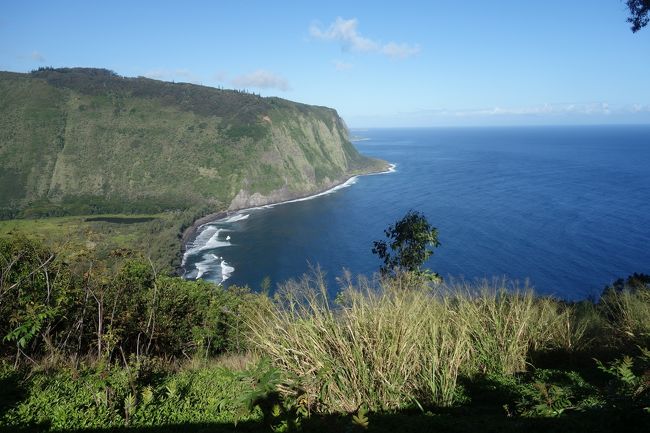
372;210;441;280
626;0;650;32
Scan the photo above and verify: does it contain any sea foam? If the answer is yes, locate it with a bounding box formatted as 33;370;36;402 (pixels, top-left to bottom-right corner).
222;213;249;223
220;260;235;281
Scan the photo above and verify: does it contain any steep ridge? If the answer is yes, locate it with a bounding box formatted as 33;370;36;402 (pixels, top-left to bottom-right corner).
0;68;385;219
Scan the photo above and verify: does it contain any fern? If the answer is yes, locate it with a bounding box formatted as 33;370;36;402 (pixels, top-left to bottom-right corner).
352;406;370;430
596;347;650;409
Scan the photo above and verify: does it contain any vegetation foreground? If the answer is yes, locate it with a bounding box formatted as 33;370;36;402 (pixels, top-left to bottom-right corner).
0;235;649;432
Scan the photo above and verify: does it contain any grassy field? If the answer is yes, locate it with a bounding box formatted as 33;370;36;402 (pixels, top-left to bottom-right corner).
0;212;194;272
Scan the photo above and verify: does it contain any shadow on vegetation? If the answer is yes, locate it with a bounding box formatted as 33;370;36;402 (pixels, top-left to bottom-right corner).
0;370;26;419
1;407;647;433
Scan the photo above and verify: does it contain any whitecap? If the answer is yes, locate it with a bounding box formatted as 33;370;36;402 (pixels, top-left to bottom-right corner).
220;260;235;282
222;213;250;223
182;227;232;264
261;176;360;210
195;254;217;279
204;230;230;249
365;163;397;176
194;253;235;282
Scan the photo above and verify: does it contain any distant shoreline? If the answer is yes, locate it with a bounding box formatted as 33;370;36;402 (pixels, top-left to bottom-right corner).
179;162;396;273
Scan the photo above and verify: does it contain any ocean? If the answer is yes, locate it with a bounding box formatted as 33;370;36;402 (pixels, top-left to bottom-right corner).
182;126;650;300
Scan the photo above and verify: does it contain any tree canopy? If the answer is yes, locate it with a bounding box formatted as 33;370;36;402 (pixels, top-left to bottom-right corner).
372;210;441;280
626;0;650;32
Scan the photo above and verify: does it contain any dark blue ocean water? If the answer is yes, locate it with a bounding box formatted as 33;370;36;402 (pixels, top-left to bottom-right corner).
183;126;650;300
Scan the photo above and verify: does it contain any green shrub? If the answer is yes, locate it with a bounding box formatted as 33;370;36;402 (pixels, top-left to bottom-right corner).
0;235;77;361
0;235;262;363
231;358;309;432
0;361;257;429
515;369;603;417
596;347;650;411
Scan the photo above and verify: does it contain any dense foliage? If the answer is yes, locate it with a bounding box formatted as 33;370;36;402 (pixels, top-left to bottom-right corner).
0;235;259;364
372;210;440;280
627;0;650;32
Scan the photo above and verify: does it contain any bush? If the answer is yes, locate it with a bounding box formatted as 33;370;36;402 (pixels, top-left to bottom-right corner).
0;360;256;429
0;235;77;360
514;369;603;417
0;235;262;364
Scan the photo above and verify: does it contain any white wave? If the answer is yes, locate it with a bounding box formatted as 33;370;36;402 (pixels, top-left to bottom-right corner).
195;253;234;282
182;227;232;262
365;163;397;176
222;213;250;223
195;254;215;279
205;231;230;249
257;176;360;210
193;226;219;245
220;260;235;282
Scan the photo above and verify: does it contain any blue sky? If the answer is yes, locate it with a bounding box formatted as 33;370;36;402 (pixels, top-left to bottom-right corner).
2;0;650;127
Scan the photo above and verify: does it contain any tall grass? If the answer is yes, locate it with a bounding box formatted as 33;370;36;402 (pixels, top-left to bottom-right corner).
601;287;650;346
245;273;577;412
453;279;570;375
247;273;427;412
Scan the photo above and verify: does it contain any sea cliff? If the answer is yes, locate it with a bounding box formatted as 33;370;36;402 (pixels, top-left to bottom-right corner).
0;67;385;219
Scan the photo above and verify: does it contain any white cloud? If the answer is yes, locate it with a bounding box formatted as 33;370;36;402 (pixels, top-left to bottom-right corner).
143;68;201;84
381;42;420;59
378;102;650;125
427;102;622;118
348;102;650;128
143;69;167;80
630;103;650;113
333;59;353;71
310;17;419;59
310;17;378;52
31;51;45;62
231;69;290;91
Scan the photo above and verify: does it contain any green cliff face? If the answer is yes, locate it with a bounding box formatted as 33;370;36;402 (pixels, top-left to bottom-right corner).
0;68;385;218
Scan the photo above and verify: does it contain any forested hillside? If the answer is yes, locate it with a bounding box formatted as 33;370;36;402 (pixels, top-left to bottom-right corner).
0;68;385;219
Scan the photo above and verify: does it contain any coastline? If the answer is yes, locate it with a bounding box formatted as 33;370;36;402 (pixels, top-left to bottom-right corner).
179;162;396;267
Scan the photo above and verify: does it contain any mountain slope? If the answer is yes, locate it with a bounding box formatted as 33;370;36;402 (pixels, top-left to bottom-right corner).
0;68;385;218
